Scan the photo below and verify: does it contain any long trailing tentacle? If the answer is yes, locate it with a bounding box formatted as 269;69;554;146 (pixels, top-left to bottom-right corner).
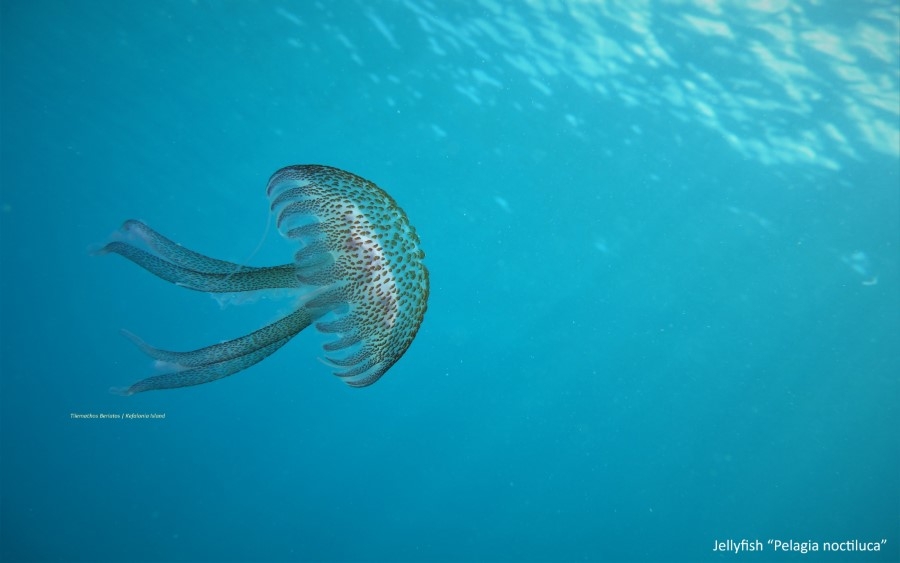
96;241;301;292
111;308;314;395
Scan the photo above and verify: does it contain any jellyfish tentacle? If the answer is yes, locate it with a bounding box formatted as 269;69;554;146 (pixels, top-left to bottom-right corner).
120;308;313;368
113;308;316;395
344;371;385;388
322;332;362;351
99;241;300;292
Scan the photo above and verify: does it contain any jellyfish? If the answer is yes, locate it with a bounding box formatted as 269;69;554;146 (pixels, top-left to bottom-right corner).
98;165;429;394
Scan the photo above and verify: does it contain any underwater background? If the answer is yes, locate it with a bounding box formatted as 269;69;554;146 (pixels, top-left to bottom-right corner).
1;1;898;561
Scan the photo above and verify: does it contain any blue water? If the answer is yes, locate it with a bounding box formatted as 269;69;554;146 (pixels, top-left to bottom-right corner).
1;1;898;561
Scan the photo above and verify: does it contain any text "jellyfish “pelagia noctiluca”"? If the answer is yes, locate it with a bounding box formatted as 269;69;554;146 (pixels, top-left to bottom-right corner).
97;165;429;395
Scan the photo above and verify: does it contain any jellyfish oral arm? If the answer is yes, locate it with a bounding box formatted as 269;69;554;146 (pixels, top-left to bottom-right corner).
112;307;314;395
111;335;292;396
119;307;314;368
100;240;299;292
97;220;317;394
118;219;249;274
97;221;301;292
